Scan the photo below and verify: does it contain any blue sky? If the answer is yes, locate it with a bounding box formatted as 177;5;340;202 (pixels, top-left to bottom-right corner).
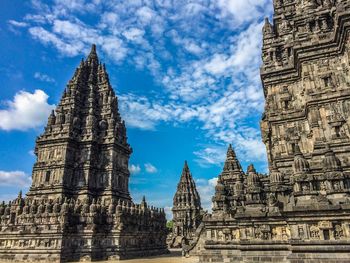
0;0;272;218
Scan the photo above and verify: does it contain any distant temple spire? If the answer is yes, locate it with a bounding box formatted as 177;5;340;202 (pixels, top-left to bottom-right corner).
171;161;203;248
222;144;244;182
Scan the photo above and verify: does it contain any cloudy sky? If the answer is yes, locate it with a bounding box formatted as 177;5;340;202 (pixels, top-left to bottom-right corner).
0;0;272;218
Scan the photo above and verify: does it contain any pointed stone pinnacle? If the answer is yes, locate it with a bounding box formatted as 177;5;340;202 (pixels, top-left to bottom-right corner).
173;160;202;234
247;164;256;174
181;160;190;176
87;44;98;63
226;144;236;158
90;44;96;54
184;160;189;169
222;143;244;175
264;17;270;25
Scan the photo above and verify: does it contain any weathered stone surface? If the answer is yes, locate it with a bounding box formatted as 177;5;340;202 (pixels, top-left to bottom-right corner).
187;0;350;262
0;45;168;262
168;161;203;249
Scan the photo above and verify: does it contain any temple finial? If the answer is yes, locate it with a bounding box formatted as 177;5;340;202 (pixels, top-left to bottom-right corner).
87;44;98;63
263;17;274;39
247;164;256;174
91;44;96;54
184;160;188;169
265;17;269;23
226;144;236;158
180;161;193;183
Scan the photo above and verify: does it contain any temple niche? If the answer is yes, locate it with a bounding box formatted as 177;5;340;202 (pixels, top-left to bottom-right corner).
185;1;350;262
0;45;168;262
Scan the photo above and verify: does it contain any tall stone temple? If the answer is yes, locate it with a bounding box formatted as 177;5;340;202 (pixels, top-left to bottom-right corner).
187;0;350;262
0;45;167;262
169;161;202;248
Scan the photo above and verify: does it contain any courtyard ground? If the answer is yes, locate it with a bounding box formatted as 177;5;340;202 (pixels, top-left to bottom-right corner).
107;250;199;263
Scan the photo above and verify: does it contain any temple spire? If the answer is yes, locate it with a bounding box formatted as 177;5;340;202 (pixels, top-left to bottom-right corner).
180;160;190;180
227;144;236;158
32;45;131;201
176;161;200;201
172;161;202;247
263;17;274;39
87;44;99;64
223;144;243;175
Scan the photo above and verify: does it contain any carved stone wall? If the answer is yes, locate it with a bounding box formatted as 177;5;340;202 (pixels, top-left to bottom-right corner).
261;0;350;174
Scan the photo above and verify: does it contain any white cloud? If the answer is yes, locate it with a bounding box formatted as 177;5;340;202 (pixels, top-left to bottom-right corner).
29;27;85;57
144;163;157;174
123;27;145;42
52;20;94;39
53;0;102;14
216;0;272;26
0;171;31;187
129;164;141;175
136;6;156;24
170;31;204;55
118;94;177;130
101;36;127;62
0;89;55;131
194;146;227;167
196;177;218;212
8;20;28;27
211;127;267;162
34;72;55;83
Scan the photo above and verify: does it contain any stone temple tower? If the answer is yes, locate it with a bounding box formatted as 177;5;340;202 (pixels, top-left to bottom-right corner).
186;1;350;262
171;161;202;247
28;44;131;204
212;144;245;214
0;45;168;262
